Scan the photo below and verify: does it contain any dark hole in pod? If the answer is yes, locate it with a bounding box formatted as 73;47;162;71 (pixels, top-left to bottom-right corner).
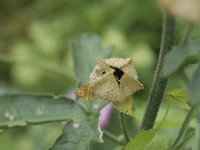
110;66;124;85
102;71;106;75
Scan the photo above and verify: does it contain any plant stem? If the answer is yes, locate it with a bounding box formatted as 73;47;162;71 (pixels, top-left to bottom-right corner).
120;112;130;143
140;14;175;130
154;99;171;131
102;129;124;144
175;130;195;150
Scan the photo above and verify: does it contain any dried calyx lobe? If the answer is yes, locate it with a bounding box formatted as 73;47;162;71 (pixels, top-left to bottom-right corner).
110;66;124;85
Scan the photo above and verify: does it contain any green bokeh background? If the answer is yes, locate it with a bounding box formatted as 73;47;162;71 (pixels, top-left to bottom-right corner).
0;0;199;149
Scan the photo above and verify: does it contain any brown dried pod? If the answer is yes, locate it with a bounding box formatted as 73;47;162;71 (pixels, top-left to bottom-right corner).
74;57;143;116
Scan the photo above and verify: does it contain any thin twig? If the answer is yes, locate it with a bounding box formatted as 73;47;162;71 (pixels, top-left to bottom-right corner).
154;99;171;131
120;112;130;143
175;130;195;150
102;129;124;145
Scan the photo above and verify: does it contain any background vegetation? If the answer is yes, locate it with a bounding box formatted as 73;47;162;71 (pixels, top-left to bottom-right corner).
0;0;200;150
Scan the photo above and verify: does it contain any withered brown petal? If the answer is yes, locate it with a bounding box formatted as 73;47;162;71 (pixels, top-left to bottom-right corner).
74;82;97;100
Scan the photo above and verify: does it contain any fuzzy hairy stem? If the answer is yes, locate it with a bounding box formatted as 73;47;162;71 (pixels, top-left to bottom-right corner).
140;14;175;130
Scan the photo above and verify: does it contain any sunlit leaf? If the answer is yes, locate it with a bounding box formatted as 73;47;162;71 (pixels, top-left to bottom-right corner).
125;129;159;150
165;88;191;110
148;139;167;150
165;88;189;103
154;120;182;128
163;39;200;77
179;103;191;110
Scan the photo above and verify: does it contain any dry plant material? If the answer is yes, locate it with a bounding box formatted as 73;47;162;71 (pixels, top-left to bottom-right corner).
74;57;143;116
159;0;200;24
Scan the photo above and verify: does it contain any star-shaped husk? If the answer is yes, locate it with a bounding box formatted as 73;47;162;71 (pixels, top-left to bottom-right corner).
74;57;143;116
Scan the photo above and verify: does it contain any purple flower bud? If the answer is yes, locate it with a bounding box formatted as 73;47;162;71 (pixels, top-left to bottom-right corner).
99;103;113;128
66;90;76;100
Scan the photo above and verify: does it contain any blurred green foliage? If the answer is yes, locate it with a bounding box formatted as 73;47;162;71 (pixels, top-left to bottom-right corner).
0;0;164;97
0;0;200;150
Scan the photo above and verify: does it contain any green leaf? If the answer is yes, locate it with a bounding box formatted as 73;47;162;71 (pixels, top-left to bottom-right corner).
165;88;191;110
192;124;200;150
188;65;200;104
192;107;200;150
125;129;156;150
0;93;103;149
165;88;189;103
48;33;112;150
71;33;113;85
148;139;167;150
48;113;103;150
163;39;200;77
170;104;198;150
71;33;113;112
0;93;85;128
154;120;182;128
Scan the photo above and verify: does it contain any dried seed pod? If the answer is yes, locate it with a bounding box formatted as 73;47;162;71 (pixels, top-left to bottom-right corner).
74;57;144;116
